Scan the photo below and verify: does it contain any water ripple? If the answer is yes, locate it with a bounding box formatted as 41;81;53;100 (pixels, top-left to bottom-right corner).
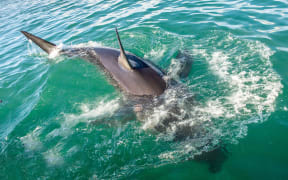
0;0;287;178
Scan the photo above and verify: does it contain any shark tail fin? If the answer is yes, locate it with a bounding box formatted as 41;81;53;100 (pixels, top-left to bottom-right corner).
21;31;56;54
115;27;133;71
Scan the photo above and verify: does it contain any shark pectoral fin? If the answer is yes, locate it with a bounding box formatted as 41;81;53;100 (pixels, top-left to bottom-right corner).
115;27;134;71
21;31;56;54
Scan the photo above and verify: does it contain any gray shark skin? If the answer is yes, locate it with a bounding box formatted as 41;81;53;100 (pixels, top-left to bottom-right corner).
20;30;195;135
21;30;227;172
21;30;166;97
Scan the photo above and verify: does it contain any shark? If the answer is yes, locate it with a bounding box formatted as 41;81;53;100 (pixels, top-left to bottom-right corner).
21;28;228;172
21;28;195;135
21;28;168;97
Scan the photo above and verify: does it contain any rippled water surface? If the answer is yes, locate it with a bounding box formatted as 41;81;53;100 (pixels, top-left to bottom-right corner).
1;0;288;179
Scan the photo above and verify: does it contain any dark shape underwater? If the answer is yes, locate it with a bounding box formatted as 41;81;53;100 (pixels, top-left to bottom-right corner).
21;28;227;173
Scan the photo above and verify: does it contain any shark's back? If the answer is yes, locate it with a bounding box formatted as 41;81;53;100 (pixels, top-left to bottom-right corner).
69;47;167;96
21;30;167;97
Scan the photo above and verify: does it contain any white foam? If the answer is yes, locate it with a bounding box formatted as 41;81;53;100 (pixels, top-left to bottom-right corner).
195;34;282;138
158;151;175;160
142;104;169;131
144;45;167;62
63;98;120;125
142;31;282;157
20;126;43;151
147;46;166;58
43;145;64;166
48;43;63;59
210;51;230;79
47;98;120;138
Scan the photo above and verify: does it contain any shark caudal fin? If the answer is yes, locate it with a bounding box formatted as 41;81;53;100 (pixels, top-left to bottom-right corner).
115;28;134;71
21;31;56;54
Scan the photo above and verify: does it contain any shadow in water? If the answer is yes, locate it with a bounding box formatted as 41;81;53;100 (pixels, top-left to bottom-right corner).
193;146;229;173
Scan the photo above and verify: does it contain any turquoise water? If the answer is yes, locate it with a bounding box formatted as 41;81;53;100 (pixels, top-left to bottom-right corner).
1;0;288;179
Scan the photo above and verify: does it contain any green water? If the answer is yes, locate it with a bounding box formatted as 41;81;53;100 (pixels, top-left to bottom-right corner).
1;0;288;179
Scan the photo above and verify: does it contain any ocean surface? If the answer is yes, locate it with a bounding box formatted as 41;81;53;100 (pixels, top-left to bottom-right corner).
1;0;288;179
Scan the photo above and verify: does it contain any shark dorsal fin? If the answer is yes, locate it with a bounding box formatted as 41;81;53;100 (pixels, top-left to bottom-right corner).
115;28;133;71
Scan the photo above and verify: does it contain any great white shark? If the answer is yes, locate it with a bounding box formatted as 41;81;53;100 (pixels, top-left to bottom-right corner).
21;28;228;172
20;28;195;136
21;28;167;97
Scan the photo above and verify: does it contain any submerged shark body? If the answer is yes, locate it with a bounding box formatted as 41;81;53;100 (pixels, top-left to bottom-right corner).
21;29;200;139
21;30;166;97
21;29;194;134
21;29;228;172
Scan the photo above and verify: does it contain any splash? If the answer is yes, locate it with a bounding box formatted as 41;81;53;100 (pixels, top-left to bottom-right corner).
20;126;43;152
20;97;121;167
140;30;282;159
43;144;64;166
48;43;63;59
46;97;121;138
27;40;64;63
19;30;283;172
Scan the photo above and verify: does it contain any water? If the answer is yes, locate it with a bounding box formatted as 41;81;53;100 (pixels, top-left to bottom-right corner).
0;0;288;179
